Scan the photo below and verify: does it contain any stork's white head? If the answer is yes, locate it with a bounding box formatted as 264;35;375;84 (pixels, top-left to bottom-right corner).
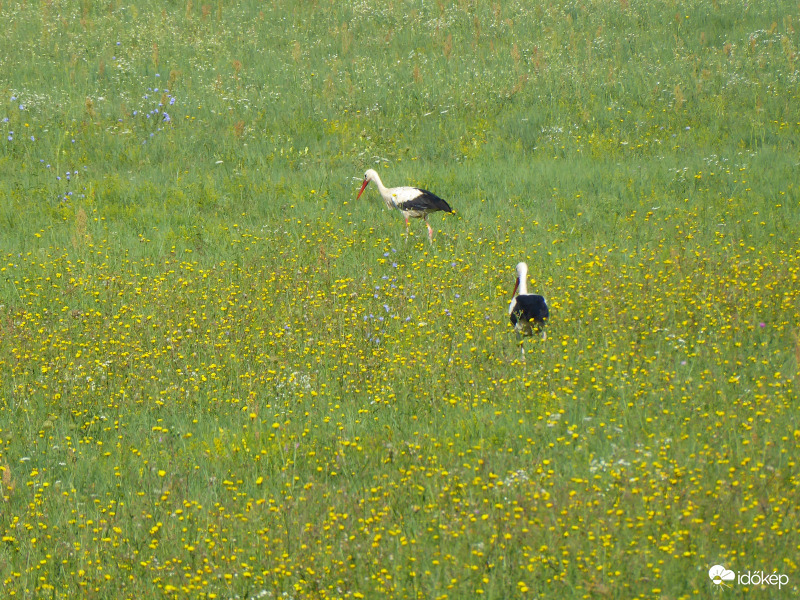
512;262;529;297
357;169;380;199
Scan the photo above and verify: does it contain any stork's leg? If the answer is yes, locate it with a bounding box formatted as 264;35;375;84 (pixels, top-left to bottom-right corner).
405;216;410;237
425;218;434;243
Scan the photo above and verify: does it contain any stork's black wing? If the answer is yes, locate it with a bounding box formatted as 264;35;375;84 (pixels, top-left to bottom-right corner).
398;189;453;214
510;294;549;327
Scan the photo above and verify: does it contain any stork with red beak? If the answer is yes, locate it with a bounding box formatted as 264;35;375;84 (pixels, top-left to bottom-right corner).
509;262;549;342
356;169;453;242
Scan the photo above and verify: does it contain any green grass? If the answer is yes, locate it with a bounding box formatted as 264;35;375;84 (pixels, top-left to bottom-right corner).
0;0;798;598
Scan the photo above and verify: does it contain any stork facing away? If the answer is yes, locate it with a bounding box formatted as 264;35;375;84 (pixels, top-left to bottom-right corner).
509;262;549;351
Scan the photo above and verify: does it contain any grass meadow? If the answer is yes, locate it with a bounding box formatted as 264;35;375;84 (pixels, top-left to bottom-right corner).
1;0;799;598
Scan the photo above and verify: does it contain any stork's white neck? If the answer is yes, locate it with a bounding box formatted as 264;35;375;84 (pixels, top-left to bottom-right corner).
515;263;530;296
516;276;528;296
371;174;392;203
368;172;396;209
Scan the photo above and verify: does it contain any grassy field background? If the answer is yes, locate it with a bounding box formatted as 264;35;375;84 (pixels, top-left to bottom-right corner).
1;0;799;598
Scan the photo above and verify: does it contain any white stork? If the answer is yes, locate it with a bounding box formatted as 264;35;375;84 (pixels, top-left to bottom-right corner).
356;169;453;242
509;262;549;343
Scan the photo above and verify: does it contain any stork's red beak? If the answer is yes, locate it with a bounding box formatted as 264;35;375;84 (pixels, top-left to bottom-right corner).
356;179;369;199
511;278;520;298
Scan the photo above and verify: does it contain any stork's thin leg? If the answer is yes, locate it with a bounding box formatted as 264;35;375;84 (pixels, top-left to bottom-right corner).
537;323;547;341
405;217;410;238
426;219;434;243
